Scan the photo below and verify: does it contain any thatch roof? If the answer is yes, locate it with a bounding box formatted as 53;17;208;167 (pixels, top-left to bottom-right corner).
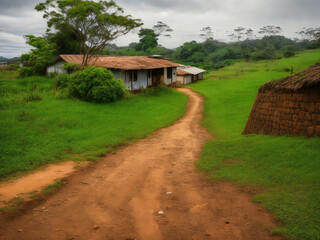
59;55;179;70
259;63;320;92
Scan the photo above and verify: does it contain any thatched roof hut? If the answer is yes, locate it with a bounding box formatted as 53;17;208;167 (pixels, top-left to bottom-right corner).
259;63;320;92
243;63;320;137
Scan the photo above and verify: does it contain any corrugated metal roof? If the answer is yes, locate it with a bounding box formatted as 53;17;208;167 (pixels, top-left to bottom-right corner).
180;66;206;75
60;55;179;70
177;69;191;76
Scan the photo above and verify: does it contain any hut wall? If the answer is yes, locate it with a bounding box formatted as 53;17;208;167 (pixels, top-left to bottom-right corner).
243;88;320;137
47;60;67;75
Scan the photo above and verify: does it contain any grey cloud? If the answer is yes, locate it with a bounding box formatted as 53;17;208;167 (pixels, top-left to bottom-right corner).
117;0;223;13
0;0;320;57
0;0;42;16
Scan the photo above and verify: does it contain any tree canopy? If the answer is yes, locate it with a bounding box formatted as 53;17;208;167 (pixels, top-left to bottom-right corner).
36;0;142;65
135;28;158;51
153;21;173;38
21;35;56;75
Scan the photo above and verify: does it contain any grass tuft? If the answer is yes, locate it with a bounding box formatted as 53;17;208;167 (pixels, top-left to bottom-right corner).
0;206;15;212
42;181;63;194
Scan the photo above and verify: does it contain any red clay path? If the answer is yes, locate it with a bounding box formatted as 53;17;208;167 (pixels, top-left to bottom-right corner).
0;88;283;240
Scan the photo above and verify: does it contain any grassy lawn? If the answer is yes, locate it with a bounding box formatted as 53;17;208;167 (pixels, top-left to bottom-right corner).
0;72;188;180
190;49;320;240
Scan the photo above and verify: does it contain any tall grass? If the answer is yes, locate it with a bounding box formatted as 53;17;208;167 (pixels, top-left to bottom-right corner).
0;75;188;179
190;49;320;240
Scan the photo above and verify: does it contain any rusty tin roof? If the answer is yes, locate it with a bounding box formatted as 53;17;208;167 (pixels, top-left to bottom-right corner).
60;55;179;70
177;69;191;76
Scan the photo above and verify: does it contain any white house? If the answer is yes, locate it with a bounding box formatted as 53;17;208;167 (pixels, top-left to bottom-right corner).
177;65;206;85
47;55;179;91
0;62;8;68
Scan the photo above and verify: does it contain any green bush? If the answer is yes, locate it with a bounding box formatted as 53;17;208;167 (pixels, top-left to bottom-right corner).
57;74;72;88
88;85;116;103
48;72;58;78
250;49;277;60
209;48;240;62
7;63;20;70
24;84;43;102
62;63;81;74
69;66;126;103
16;67;34;78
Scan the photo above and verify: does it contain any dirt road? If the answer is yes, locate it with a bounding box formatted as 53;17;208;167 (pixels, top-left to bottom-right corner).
0;88;283;240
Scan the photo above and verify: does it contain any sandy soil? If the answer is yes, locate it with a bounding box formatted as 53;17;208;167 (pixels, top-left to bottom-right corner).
0;162;89;207
0;88;284;240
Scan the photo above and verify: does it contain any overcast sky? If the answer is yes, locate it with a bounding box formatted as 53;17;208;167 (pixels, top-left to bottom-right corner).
0;0;319;58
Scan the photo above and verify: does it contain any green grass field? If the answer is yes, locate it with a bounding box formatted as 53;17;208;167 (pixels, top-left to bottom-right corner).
0;72;188;180
190;50;320;240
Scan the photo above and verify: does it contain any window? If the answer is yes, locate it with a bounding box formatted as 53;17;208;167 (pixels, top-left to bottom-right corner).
167;68;172;79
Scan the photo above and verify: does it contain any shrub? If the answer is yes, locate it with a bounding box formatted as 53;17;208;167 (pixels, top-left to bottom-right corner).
6;63;20;70
57;74;72;88
282;45;295;58
16;67;34;78
62;63;81;74
48;72;58;78
69;66;126;103
88;85;117;103
24;84;43;102
250;49;277;60
212;59;237;70
209;48;240;62
283;51;295;58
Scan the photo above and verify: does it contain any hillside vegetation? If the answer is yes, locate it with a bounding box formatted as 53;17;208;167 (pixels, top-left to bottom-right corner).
190;49;320;240
0;72;188;180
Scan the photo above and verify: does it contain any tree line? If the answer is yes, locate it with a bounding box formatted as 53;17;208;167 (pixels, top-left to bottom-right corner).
17;0;320;76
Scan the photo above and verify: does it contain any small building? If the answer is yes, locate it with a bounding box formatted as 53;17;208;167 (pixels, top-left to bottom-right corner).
177;69;193;85
0;62;8;68
47;55;179;91
177;65;206;85
243;63;320;137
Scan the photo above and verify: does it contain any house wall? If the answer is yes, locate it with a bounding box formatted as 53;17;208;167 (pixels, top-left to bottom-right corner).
47;60;67;75
47;63;173;91
113;69;151;91
177;74;192;85
177;76;184;85
185;75;193;84
163;67;177;85
133;70;149;90
0;62;8;68
243;88;320;137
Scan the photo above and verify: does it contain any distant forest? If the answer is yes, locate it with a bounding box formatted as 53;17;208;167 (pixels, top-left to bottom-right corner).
10;0;320;76
100;25;320;70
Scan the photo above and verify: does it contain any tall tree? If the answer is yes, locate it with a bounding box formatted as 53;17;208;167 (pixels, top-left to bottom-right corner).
153;21;173;38
296;27;320;41
46;23;80;54
245;28;254;40
135;28;158;51
21;35;56;75
258;25;282;36
234;26;246;41
36;0;142;66
200;26;214;40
